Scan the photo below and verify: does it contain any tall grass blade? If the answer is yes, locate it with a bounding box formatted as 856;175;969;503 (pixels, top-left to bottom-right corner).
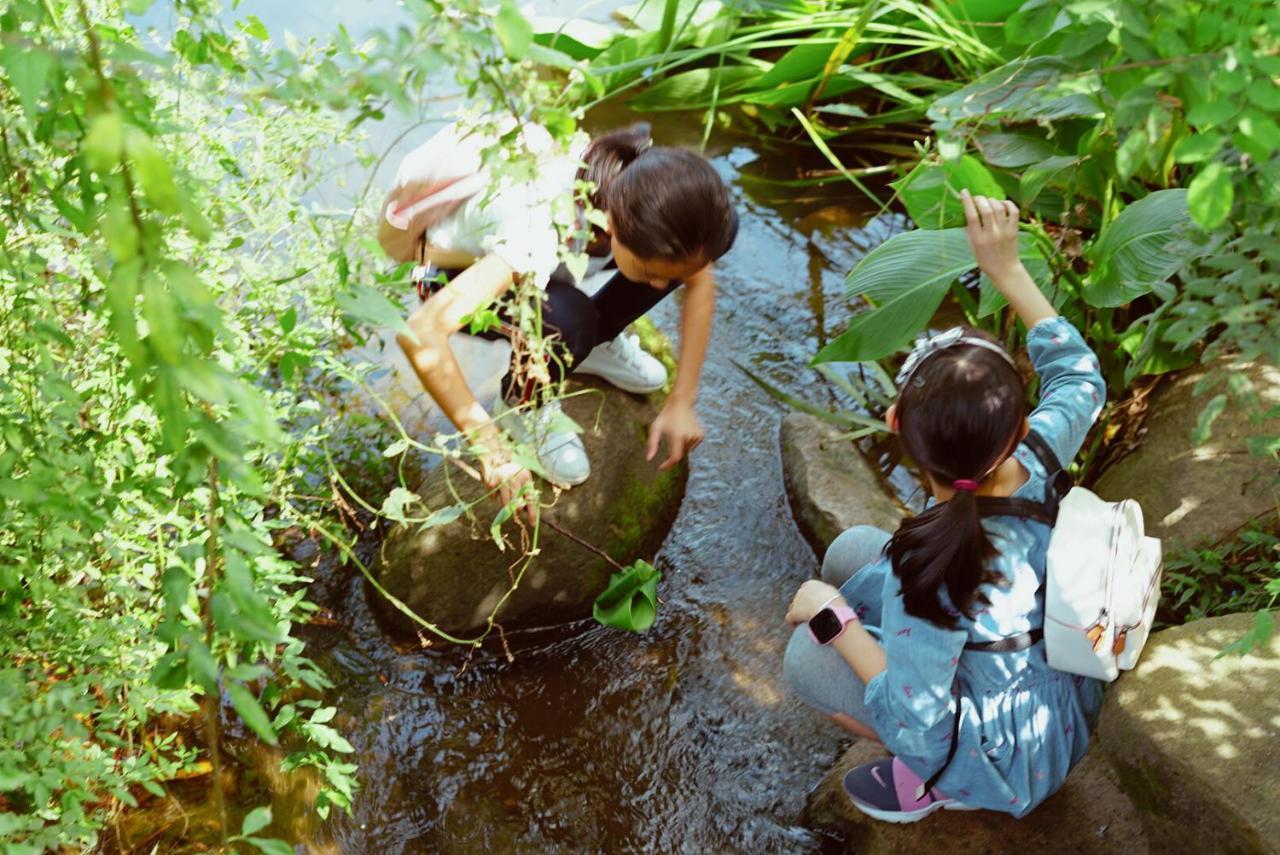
807;0;880;112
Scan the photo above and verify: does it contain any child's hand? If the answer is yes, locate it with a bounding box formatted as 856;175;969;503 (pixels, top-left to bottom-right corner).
960;189;1023;283
786;579;845;626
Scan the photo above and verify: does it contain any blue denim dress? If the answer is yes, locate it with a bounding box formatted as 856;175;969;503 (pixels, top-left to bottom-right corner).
841;317;1107;817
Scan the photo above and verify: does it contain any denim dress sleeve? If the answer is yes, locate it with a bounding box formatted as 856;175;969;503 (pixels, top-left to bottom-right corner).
862;567;967;765
1024;317;1106;468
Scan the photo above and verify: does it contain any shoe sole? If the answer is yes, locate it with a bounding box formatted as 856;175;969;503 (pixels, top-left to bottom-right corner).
848;797;979;824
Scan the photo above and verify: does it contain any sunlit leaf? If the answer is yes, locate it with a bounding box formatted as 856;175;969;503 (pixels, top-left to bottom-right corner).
228;682;279;746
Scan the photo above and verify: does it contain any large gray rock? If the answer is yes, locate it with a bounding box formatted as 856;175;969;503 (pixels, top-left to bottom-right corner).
803;739;1147;852
371;380;686;638
1099;612;1280;854
780;412;905;556
1095;359;1280;546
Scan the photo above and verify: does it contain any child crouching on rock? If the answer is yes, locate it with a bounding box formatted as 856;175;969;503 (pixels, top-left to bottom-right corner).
782;191;1107;822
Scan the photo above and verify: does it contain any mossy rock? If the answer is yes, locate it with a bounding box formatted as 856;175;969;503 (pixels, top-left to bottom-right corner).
370;376;686;638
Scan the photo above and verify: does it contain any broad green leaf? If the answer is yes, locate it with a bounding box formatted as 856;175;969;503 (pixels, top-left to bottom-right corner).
241;806;271;836
929;57;1100;125
630;66;758;110
593;559;661;632
1247;79;1280;112
893;156;1003;229
1186;98;1238;129
1115;131;1148;181
814;229;975;363
279;306;297;335
306;722;355;753
496;0;534;61
228;682;279;746
106;258;145;366
1235;111;1280;161
241;15;269;41
975;233;1053;317
1085;189;1195;307
751;42;835;88
1187;162;1233;230
186;638;219;693
0;45;53;119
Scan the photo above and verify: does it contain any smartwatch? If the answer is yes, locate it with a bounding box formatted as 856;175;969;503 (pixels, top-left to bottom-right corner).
808;599;858;645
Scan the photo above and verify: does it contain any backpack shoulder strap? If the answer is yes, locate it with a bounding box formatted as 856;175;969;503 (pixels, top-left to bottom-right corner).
1021;430;1061;475
976;430;1070;525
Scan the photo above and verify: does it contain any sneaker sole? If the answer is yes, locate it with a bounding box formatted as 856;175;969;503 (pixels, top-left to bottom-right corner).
848;797;978;824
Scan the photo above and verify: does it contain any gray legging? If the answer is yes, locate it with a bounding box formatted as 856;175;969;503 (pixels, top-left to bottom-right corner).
782;525;892;721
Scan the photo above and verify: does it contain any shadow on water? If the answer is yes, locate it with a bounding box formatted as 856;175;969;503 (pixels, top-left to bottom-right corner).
286;106;911;854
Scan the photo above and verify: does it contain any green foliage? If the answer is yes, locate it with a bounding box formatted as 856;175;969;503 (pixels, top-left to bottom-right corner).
1161;524;1278;656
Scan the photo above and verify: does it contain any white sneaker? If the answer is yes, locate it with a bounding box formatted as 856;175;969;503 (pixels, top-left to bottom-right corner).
576;332;667;394
497;398;590;487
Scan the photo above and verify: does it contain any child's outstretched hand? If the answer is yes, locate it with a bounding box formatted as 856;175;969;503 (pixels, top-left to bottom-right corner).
960;189;1057;326
960;189;1022;282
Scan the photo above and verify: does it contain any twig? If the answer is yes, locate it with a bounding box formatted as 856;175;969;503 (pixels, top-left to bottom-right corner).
543;517;624;572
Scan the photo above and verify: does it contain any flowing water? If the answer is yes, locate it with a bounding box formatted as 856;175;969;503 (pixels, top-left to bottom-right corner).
196;3;911;851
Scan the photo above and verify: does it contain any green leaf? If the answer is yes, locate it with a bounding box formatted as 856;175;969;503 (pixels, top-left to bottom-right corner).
928;57;1100;125
244;838;294;855
106;258;146;366
593;559;661;632
1019;154;1077;206
1247;79;1280;112
241;806;272;836
125;126;180;215
975;132;1059;168
490;503;514;548
380;487;417;523
102;195;139;262
306;722;355;753
186;638;219;693
84;112;124;174
629;67;758;111
1186;98;1238;129
1172;132;1224;164
815;229;975;363
142;271;182;363
241;15;269;41
892;156;1003;230
1115;131;1149;181
1187;161;1234;230
1006;0;1058;45
228;681;279;746
0;45;53;119
336;284;415;342
496;0;534;61
151;651;188;690
1084;189;1195;307
1193;393;1228;444
420;505;465;529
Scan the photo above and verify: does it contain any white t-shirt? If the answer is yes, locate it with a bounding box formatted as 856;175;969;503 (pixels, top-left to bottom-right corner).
386;119;589;288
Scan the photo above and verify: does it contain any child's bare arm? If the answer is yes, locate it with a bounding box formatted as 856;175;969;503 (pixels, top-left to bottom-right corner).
960;189;1056;328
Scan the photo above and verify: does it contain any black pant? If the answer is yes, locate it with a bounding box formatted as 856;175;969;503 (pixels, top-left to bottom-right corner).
473;269;677;402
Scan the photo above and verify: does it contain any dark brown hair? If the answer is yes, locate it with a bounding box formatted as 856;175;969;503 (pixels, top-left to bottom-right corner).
581;123;738;265
886;333;1027;629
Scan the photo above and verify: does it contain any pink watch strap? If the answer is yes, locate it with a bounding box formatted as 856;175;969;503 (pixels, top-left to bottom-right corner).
827;603;858;637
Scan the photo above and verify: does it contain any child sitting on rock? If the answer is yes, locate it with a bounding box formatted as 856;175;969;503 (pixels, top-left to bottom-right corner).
783;191;1106;822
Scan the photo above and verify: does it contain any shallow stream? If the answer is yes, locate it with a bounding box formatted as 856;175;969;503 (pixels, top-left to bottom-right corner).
220;3;914;851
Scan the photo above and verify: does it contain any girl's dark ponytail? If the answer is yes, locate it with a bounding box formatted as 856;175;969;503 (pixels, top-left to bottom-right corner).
887;484;998;629
886;336;1028;629
581;122;652;209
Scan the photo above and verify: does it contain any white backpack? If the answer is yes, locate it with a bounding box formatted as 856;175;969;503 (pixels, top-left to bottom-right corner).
979;432;1163;682
1044;487;1163;681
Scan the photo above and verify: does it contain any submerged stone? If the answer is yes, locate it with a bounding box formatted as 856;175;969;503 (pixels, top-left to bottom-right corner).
780;412;904;556
1099;611;1280;854
371;378;686;638
1095;358;1280;546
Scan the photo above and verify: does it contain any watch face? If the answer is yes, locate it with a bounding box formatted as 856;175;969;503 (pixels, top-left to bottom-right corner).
809;608;843;645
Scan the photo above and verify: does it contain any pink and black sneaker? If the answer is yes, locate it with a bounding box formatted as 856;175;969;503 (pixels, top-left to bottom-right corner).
843;756;978;823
